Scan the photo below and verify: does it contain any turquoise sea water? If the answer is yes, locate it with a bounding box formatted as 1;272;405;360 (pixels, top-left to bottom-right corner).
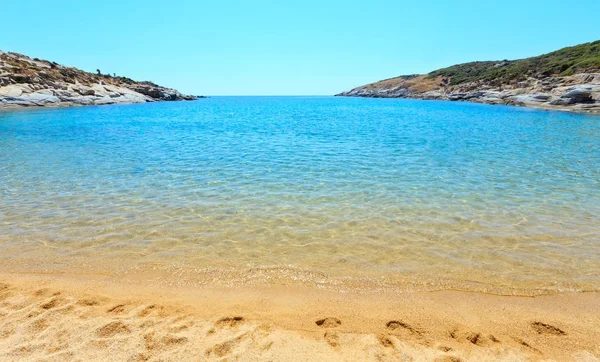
1;97;599;293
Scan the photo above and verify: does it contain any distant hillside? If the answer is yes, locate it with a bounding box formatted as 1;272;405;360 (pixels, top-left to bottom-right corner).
429;41;600;85
0;51;196;109
338;40;600;113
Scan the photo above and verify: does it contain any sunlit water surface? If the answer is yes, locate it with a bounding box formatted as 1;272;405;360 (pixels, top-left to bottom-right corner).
1;97;599;294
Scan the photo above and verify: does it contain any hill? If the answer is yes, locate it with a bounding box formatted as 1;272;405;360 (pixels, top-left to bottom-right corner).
0;51;196;109
337;40;600;113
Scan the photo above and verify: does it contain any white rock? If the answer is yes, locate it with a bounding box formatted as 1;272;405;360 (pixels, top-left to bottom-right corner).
0;85;23;97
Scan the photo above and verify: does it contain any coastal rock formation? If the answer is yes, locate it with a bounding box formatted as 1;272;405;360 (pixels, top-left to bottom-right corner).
0;51;197;109
337;41;600;113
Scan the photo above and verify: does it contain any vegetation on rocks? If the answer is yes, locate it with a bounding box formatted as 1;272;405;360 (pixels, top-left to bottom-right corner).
0;51;163;90
428;40;600;86
337;40;600;113
0;51;197;108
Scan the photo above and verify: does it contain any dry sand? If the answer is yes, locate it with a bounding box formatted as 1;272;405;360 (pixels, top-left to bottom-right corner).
0;272;598;361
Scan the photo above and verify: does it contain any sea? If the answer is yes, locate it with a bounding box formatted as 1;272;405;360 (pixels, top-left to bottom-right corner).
1;96;599;294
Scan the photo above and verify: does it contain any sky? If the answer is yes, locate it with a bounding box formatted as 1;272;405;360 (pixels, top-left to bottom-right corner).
2;1;599;96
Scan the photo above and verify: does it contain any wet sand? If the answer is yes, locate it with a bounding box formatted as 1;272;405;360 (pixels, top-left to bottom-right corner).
0;272;598;361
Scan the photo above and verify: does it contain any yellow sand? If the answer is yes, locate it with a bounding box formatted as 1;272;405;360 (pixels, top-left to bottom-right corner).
0;272;598;361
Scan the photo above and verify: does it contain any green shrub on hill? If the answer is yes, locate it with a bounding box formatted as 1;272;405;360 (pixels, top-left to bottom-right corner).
427;40;600;85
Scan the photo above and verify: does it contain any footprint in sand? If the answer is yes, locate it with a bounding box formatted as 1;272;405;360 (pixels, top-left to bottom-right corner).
315;317;341;328
144;332;188;352
464;332;482;345
512;337;542;354
206;339;235;357
169;321;194;333
106;304;127;314
386;320;420;335
138;304;163;317
377;334;394;348
205;331;250;357
40;297;62;310
77;298;100;307
33;289;50;297
96;321;131;338
216;316;245;328
324;331;339;347
531;321;566;336
27;318;49;335
434;357;463;362
449;328;499;347
0;322;17;339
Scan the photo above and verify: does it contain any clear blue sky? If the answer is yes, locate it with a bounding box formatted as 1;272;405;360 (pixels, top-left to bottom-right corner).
2;0;599;95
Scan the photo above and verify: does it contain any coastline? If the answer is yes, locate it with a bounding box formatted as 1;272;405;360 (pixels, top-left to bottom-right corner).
1;94;599;114
0;98;198;112
336;71;600;114
334;94;600;114
0;50;197;110
1;271;598;361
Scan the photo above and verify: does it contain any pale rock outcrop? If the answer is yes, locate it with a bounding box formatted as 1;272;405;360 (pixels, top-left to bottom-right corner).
337;73;600;113
0;50;198;109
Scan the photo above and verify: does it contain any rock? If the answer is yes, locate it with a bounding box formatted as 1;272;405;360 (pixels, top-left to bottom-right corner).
474;91;508;104
1;50;195;109
448;93;469;101
549;98;572;106
338;72;600;113
550;87;593;105
0;85;23;97
0;77;12;86
10;74;32;83
1;93;60;106
73;87;95;96
62;95;98;105
530;93;551;101
420;90;444;99
509;94;551;104
35;89;55;96
131;85;161;98
26;93;60;105
562;87;593;103
94;97;117;105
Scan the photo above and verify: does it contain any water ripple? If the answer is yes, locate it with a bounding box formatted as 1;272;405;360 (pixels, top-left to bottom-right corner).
1;97;599;292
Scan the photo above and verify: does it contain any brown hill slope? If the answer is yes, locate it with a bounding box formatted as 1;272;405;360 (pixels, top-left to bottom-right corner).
0;51;196;109
338;40;600;113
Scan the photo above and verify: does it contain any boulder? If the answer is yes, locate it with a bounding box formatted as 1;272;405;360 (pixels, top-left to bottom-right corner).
448;93;469;101
26;93;60;105
0;85;23;97
131;85;162;99
509;94;551;104
551;87;593;105
420;90;444;99
10;74;32;83
1;93;60;106
77;88;95;96
549;98;573;106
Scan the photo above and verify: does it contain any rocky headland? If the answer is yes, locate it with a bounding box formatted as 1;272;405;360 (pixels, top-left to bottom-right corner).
0;51;197;109
337;40;600;113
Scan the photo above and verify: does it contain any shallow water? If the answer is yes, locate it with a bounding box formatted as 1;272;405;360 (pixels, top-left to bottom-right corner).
1;97;599;293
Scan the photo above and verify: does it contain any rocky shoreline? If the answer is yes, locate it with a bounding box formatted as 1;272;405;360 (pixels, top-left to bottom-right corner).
337;72;600;113
1;51;197;109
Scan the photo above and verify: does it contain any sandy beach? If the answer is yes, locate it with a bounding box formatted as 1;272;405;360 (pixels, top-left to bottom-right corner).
0;271;598;361
1;97;600;361
2;1;600;361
